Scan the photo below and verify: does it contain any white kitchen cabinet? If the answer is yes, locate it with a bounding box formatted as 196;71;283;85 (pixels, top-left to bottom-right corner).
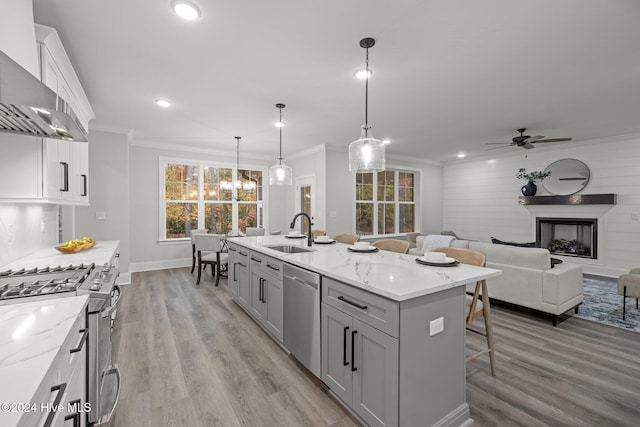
321;283;399;427
226;243;283;343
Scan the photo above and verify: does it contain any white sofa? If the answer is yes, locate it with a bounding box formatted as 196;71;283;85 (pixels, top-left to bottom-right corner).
410;235;584;325
468;242;583;325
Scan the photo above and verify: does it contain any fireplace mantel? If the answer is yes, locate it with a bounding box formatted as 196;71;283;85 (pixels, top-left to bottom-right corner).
518;194;616;206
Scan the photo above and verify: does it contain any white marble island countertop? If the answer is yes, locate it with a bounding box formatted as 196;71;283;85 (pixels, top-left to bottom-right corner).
0;295;89;427
1;240;120;271
228;236;501;301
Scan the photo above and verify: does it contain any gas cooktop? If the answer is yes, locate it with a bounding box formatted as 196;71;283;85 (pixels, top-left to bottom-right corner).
0;264;94;302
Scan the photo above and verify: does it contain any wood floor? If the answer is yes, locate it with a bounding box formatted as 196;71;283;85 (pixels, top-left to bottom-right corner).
108;268;640;427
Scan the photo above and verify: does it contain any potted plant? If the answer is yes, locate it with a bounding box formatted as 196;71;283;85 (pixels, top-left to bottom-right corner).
516;168;551;196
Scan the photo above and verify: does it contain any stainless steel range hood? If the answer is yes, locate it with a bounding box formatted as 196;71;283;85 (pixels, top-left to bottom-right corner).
0;50;87;142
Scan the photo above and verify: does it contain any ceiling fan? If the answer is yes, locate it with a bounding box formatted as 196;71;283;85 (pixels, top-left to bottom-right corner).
486;128;572;150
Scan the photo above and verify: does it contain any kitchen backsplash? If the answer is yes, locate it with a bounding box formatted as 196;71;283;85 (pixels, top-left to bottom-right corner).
0;203;58;267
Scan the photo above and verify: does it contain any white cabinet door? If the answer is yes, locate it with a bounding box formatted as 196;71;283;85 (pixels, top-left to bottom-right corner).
263;273;283;342
352;319;399;427
249;254;266;322
44;138;72;201
321;303;353;406
237;249;250;309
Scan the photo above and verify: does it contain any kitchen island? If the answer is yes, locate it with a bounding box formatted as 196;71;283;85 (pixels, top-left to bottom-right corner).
227;235;501;427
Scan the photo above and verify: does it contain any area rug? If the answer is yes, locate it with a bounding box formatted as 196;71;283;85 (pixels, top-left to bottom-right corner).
575;277;640;333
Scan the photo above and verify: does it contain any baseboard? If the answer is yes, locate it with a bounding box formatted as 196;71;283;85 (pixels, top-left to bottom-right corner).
117;273;131;285
129;258;190;273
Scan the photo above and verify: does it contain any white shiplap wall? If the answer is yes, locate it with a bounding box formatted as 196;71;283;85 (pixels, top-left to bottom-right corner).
443;134;640;277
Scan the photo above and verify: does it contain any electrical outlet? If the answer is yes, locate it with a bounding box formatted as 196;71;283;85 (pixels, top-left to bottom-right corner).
96;211;106;220
429;317;444;336
631;212;639;221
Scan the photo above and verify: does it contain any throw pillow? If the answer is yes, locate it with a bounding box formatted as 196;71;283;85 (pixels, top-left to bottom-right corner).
490;237;541;248
550;257;563;268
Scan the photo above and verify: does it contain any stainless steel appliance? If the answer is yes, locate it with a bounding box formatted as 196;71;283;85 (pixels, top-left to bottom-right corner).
0;50;88;141
0;262;121;425
283;263;321;376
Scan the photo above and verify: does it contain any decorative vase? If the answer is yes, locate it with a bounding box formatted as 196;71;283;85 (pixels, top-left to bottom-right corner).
521;180;537;196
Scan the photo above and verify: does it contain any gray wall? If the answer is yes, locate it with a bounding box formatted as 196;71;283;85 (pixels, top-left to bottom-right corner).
74;129;131;278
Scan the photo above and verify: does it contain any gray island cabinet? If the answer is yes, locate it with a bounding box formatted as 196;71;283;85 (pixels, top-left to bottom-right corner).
226;236;501;427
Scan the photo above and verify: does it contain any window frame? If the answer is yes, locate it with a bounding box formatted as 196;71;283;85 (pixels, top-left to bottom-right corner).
158;156;268;242
352;166;421;238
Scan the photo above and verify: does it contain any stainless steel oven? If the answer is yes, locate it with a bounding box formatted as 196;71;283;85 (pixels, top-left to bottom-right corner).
0;261;122;425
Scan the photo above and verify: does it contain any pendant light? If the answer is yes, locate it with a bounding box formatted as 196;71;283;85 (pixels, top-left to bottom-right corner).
348;37;385;173
269;103;293;185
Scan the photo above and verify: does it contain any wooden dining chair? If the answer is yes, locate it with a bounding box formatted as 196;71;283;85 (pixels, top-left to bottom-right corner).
333;234;360;245
372;239;410;254
195;234;228;286
311;229;327;238
189;229;208;274
434;246;496;375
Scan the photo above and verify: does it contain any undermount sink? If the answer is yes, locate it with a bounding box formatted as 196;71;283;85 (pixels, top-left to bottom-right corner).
265;245;315;254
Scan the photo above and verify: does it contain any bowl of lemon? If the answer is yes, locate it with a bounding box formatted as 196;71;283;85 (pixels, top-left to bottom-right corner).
56;237;96;254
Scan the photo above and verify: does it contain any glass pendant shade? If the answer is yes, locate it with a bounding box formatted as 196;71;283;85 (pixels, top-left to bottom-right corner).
349;124;385;172
269;103;292;186
269;161;292;185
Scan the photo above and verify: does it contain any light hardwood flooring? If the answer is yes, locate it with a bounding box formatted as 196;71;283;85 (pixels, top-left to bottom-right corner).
108;268;640;427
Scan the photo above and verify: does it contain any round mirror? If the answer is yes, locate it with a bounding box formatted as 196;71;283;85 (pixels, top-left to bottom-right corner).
542;159;590;195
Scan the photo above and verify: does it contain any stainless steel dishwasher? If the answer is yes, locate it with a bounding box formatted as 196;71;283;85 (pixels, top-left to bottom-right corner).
284;263;321;377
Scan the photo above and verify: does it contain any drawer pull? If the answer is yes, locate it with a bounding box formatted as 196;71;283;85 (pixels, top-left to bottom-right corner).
251;256;262;263
70;328;88;353
239;262;247;268
239;251;248;256
266;263;280;271
65;399;81;427
338;296;368;311
44;383;67;427
228;246;237;252
351;331;358;372
343;326;350;366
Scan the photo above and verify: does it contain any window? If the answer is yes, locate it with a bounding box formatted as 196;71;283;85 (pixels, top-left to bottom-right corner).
355;169;417;236
161;159;265;239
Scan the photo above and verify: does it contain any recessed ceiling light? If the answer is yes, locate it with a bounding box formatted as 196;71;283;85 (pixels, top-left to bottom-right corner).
382;139;391;144
274;121;285;128
457;153;465;158
354;68;374;80
155;99;172;108
171;1;201;21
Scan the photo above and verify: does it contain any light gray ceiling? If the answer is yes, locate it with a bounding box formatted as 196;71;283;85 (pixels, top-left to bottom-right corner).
32;0;640;163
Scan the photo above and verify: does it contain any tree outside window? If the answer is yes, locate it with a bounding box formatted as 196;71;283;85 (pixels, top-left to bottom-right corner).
162;161;265;239
355;169;416;236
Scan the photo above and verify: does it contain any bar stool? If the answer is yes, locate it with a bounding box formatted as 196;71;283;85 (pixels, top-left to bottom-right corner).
434;246;496;375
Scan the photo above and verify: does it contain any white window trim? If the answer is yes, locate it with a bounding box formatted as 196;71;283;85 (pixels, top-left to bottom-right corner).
158;156;269;241
352;165;422;238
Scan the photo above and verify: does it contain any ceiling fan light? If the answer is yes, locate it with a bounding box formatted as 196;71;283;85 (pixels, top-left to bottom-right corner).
349;125;385;173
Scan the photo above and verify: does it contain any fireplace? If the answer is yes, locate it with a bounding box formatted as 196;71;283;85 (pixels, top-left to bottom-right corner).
536;217;597;259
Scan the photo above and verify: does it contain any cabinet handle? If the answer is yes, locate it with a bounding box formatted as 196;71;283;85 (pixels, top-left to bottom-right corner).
351;331;358;372
239;262;246;268
70;328;88;353
261;278;267;303
43;382;67;427
239;251;248;256
343;326;350;366
338;296;368;311
251;256;262;263
233;263;238;281
60;162;69;192
81;174;87;196
65;399;81;427
228;246;237;252
266;263;280;271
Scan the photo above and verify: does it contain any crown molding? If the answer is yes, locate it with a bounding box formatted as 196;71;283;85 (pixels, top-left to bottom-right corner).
130;138;274;161
287;144;327;161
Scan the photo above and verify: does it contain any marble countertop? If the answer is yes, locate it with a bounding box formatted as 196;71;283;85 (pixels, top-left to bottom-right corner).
0;295;89;427
1;240;120;271
228;236;501;301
